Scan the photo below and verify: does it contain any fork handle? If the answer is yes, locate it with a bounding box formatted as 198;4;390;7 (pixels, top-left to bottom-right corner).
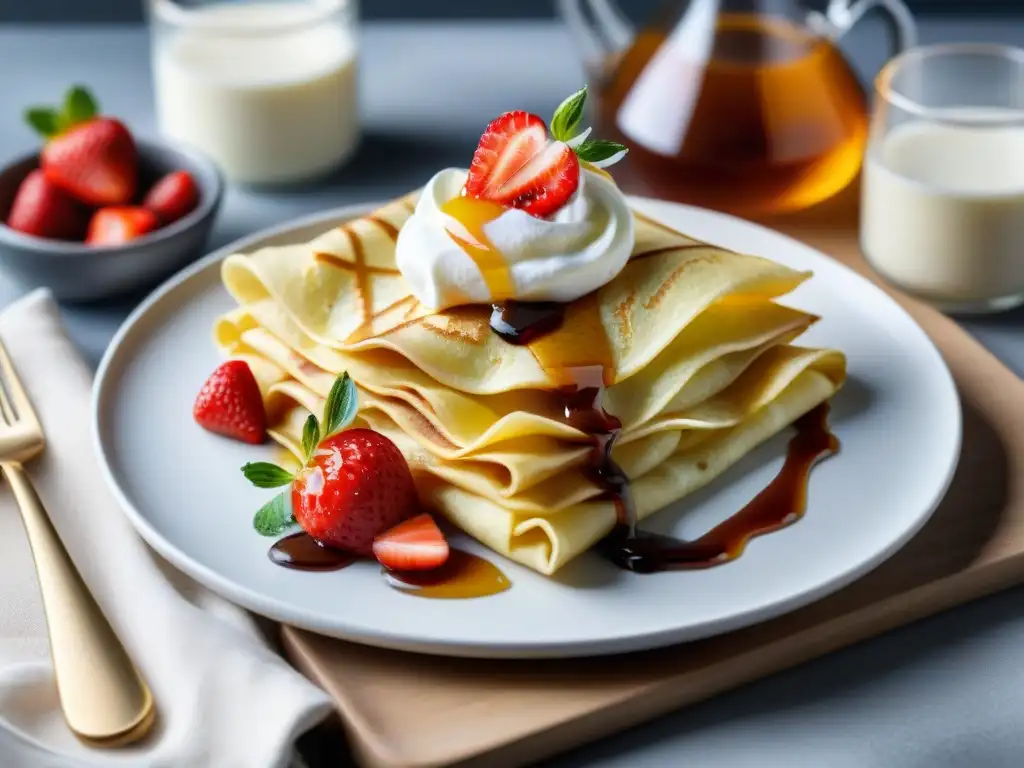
3;462;154;746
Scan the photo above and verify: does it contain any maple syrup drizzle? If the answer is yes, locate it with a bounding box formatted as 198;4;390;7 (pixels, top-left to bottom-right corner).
269;532;355;572
490;293;638;534
440;196;515;301
382;549;512;599
598;404;839;572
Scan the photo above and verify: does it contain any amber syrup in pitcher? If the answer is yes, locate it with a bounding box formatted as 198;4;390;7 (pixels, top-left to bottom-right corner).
596;14;868;215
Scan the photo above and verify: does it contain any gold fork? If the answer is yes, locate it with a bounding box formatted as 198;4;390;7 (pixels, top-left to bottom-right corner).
0;337;155;747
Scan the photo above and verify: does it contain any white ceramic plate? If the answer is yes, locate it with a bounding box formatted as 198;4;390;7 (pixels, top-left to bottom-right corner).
92;198;961;659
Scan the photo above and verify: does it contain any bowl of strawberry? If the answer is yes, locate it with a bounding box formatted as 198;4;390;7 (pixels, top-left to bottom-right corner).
0;86;223;301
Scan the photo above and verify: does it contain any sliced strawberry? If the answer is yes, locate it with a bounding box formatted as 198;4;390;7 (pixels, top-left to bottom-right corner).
373;514;449;572
490;140;580;218
193;360;267;444
465;110;548;200
41;117;137;206
85;206;159;245
144;170;199;225
5;170;88;241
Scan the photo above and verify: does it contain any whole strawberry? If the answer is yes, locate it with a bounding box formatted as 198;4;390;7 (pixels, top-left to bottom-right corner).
193;360;267;444
144;170;199;225
5;169;88;240
242;373;418;555
25;85;138;206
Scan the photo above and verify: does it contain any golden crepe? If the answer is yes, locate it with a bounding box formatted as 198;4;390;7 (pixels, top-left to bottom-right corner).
214;193;846;575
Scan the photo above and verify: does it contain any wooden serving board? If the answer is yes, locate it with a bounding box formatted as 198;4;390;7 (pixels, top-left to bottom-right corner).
281;185;1024;768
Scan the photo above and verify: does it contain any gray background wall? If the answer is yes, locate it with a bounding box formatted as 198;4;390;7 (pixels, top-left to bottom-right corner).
0;0;1017;24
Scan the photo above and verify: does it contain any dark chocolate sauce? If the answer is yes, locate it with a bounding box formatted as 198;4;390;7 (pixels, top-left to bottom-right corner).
563;381;639;536
382;548;512;599
489;301;566;345
267;536;512;598
486;296;839;574
597;404;839;572
268;532;355;572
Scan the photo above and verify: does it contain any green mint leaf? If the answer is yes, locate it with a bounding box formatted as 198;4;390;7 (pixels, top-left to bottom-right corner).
241;462;294;489
301;414;321;465
574;139;629;164
550;86;588;142
24;108;61;139
322;372;358;437
63;85;98;127
253;492;296;537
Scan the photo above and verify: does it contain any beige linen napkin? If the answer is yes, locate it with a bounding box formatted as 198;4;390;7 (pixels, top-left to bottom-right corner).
0;290;331;767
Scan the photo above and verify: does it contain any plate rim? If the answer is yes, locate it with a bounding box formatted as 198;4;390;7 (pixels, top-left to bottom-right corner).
91;197;963;658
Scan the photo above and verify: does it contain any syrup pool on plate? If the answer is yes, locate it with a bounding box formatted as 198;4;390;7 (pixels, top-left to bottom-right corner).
267;534;513;600
382;549;512;599
151;0;359;185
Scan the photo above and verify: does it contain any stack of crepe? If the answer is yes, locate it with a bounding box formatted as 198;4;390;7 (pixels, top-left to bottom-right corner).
214;192;846;575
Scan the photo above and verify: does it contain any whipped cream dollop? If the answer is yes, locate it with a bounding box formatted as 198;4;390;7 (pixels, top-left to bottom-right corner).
395;168;635;310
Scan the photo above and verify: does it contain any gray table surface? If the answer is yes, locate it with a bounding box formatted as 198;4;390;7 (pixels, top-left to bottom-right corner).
3;16;1024;768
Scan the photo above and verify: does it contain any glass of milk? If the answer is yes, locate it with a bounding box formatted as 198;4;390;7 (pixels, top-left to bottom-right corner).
861;44;1024;313
149;0;359;186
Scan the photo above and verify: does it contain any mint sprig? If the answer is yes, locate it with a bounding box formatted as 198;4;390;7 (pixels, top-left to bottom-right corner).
241;462;295;488
574;139;629;164
322;372;358;437
551;86;588;143
24;84;99;141
549;85;629;169
301;414;320;465
253;492;296;537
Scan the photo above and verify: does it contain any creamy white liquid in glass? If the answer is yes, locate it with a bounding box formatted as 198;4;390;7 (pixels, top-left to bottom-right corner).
862;114;1024;310
152;1;359;185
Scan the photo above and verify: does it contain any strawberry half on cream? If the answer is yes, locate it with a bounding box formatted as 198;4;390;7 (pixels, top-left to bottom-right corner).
395;87;635;311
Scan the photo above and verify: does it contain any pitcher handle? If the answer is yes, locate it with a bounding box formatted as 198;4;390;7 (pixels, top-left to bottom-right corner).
556;0;635;74
809;0;917;54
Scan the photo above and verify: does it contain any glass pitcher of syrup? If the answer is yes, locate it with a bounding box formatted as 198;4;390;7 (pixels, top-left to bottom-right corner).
558;0;916;215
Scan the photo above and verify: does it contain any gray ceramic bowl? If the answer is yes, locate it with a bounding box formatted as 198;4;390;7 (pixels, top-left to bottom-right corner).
0;138;223;302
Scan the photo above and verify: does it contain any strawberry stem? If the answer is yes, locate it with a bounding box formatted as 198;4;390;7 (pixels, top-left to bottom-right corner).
22;85;99;143
63;85;98;127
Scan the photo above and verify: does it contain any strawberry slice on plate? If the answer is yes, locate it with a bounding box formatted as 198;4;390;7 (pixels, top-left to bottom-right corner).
373;514;450;572
193;360;267;444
